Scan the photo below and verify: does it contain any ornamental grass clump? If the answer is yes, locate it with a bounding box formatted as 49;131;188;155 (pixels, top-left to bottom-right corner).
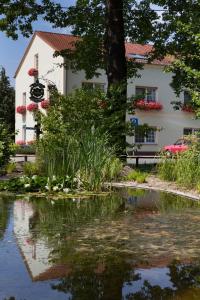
158;136;200;189
36;89;123;192
38;128;122;192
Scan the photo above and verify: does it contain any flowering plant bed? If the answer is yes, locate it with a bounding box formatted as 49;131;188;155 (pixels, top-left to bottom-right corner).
135;100;163;111
27;102;38;112
28;68;38;76
41;99;50;109
182;104;195;113
16;105;26;114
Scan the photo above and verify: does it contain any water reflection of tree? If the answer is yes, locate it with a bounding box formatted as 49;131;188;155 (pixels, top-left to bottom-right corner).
0;194;13;239
127;260;200;300
155;192;200;214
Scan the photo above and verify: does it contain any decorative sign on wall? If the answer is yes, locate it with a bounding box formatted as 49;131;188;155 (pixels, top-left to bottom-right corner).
29;79;45;103
130;117;139;126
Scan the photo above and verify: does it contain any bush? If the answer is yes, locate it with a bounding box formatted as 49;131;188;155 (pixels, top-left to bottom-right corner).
23;162;39;176
0;123;14;171
158;137;200;189
125;170;148;183
6;162;16;174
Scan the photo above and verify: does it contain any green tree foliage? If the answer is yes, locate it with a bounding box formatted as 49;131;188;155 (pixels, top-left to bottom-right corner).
0;123;14;171
0;67;15;133
151;0;200;112
0;0;158;152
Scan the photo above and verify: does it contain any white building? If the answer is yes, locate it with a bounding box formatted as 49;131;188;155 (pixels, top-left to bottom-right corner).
15;31;200;153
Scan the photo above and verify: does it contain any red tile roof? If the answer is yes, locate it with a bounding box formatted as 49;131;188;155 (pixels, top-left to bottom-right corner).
14;31;172;78
36;31;79;51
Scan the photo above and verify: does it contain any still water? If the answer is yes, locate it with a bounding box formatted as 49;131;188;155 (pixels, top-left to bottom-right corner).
1;189;200;300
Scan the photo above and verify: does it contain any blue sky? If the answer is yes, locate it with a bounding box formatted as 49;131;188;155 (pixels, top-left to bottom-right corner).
0;1;161;87
0;1;75;86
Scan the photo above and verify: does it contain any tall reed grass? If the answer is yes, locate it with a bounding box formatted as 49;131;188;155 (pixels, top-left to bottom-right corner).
158;142;200;189
38;128;122;191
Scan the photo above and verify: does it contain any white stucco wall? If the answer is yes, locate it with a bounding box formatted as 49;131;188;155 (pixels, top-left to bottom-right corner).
15;35;64;142
15;36;200;150
127;65;200;152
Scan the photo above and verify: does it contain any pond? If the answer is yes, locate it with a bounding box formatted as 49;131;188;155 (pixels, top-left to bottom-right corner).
1;189;200;300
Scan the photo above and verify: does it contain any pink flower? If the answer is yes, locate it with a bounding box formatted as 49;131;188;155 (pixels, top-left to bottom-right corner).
135;100;163;111
16;140;26;146
28;68;38;76
41;99;50;109
27;102;38;112
16;105;26;114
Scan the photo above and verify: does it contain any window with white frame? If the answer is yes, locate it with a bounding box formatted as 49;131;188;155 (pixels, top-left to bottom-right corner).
183;128;200;135
82;82;105;91
135;127;156;144
183;91;192;105
135;86;157;102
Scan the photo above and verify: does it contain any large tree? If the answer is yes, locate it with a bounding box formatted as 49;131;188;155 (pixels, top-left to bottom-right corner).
0;67;15;133
0;0;158;152
151;0;200;113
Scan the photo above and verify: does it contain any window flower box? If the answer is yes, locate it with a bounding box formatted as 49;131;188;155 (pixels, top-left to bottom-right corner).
28;68;38;76
16;140;26;146
41;99;50;109
182;104;195;113
135;100;163;111
27;102;38;112
16;105;26;114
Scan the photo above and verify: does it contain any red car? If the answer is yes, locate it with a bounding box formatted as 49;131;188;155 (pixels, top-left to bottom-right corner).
163;138;189;155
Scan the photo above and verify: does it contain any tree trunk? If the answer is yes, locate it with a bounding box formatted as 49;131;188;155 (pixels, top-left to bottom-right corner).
104;0;127;154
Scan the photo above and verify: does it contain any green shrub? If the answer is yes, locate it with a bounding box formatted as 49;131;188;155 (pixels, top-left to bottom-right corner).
0;123;14;171
23;162;39;176
125;170;148;183
6;162;16;174
157;155;177;181
158;138;200;189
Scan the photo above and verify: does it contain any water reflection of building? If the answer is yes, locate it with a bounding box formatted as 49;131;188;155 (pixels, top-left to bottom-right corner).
119;188;160;213
13;200;70;281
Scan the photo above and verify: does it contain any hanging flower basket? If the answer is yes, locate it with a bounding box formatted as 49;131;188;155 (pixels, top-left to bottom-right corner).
28;68;38;76
27;102;38;112
182;104;195;113
135;100;163;111
41;99;50;109
16;105;26;114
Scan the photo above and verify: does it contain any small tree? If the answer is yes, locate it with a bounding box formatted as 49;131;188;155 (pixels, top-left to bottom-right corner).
0;123;14;171
0;67;15;133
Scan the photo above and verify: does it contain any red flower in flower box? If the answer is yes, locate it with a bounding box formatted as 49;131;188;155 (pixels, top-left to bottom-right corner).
27;102;38;112
28;68;38;76
27;140;36;145
41;99;50;109
16;140;26;146
182;104;194;113
135;100;163;111
16;105;26;114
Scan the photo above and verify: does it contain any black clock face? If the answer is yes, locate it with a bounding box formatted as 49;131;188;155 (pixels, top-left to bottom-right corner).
30;79;45;103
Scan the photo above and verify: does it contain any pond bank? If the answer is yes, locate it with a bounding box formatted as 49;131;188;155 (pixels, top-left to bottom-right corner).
108;175;200;201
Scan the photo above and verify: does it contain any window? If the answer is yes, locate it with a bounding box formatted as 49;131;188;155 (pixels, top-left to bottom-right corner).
22;92;26;106
183;128;200;135
22;125;26;142
184;91;192;105
34;54;39;70
136;86;157;102
22;92;26;123
82;82;105;91
135;128;156;144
